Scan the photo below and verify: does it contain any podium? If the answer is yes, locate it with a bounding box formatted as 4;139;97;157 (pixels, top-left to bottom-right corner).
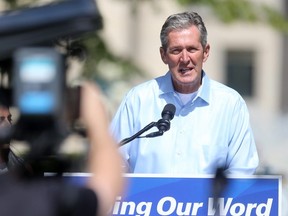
64;173;281;216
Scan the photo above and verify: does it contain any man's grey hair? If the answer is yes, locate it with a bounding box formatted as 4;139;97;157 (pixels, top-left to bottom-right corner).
160;11;208;51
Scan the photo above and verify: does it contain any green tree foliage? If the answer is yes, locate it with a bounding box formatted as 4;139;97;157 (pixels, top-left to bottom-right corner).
176;0;288;33
78;33;145;80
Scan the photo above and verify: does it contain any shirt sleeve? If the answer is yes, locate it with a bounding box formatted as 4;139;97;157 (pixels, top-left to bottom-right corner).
225;97;259;175
110;91;139;172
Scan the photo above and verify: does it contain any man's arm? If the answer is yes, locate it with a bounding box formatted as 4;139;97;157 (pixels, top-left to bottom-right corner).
80;82;124;215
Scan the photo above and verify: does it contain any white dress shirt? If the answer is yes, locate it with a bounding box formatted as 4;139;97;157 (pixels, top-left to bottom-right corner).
110;71;259;175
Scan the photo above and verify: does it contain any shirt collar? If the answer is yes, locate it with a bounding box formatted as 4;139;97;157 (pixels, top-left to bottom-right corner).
157;72;175;95
197;71;210;104
157;70;211;104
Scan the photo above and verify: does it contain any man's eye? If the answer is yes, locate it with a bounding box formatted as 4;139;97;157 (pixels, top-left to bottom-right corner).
0;116;12;124
188;48;198;53
8;115;12;124
170;49;181;54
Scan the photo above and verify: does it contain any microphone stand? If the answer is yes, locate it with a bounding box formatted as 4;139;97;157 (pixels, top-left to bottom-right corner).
119;121;160;146
212;167;228;216
119;104;174;147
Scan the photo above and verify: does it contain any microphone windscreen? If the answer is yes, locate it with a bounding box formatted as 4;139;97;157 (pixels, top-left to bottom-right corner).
161;103;176;120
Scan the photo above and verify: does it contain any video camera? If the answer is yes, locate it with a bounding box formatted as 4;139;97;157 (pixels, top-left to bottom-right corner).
0;0;103;175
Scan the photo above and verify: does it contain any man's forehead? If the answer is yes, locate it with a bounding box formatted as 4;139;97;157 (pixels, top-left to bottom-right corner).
0;106;10;115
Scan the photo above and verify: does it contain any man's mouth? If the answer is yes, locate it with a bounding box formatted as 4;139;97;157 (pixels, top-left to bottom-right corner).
179;67;192;74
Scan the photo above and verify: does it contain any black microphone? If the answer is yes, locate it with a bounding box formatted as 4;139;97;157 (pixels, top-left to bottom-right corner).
120;103;176;145
157;103;176;132
144;103;176;138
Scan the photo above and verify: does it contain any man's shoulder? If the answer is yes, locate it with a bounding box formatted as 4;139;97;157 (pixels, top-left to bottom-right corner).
209;78;242;98
0;176;97;216
205;78;247;108
128;74;167;94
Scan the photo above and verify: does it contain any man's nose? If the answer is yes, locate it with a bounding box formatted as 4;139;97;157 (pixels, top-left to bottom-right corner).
0;118;11;128
180;50;189;62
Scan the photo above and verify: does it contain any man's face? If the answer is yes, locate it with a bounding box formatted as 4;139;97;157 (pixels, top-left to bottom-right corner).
0;106;12;128
160;25;210;93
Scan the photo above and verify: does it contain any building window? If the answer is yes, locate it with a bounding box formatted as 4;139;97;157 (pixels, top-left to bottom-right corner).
225;50;254;97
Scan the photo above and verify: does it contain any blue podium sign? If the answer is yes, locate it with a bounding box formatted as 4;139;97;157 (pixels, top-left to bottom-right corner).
64;174;281;216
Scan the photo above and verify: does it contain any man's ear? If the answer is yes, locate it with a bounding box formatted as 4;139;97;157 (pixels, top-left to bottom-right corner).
160;47;168;64
203;43;210;62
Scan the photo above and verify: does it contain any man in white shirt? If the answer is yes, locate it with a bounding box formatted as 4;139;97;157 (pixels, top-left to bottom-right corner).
110;11;258;175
